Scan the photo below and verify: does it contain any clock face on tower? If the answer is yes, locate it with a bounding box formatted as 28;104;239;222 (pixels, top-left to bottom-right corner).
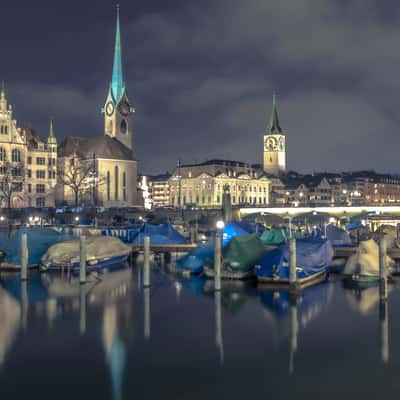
265;137;277;151
106;101;115;116
118;100;131;117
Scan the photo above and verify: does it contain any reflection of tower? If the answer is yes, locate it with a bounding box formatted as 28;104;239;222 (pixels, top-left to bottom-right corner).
214;290;224;365
263;94;286;175
102;303;126;400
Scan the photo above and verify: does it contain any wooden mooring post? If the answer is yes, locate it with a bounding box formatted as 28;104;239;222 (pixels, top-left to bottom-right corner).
21;232;28;281
214;231;222;291
379;236;388;302
143;236;151;288
289;238;297;292
80;235;87;284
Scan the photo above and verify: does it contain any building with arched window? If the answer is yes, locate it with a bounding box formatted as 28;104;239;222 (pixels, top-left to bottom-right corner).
0;86;57;208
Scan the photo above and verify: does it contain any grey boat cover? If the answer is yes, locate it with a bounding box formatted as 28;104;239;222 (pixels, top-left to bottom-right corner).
41;236;131;267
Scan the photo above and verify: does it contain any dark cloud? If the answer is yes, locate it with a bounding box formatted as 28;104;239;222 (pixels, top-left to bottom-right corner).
1;0;399;174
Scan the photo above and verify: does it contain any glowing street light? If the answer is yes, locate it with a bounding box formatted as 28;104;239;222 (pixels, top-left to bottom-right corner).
216;220;225;230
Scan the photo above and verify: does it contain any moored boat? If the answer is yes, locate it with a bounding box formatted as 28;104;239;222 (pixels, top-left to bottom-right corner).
255;239;334;289
203;233;267;280
40;236;131;271
342;238;394;288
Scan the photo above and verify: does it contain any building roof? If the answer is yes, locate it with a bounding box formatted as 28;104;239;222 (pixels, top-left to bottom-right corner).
22;127;45;148
181;159;253;168
267;94;283;134
58;135;134;161
111;6;126;104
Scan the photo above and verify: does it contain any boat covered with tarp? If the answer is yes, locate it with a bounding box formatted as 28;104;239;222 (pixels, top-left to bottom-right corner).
255;239;334;288
342;239;394;287
175;222;251;274
176;239;215;274
319;224;352;247
0;228;74;269
222;222;251;244
204;233;268;279
40;236;131;270
131;223;188;245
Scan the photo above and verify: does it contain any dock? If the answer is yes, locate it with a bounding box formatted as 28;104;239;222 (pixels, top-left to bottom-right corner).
334;246;400;259
131;243;197;254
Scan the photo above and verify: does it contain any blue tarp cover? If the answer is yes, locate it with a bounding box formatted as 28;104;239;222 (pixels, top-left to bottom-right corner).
255;239;334;280
0;228;74;266
323;224;352;246
131;223;188;245
223;222;250;244
176;240;215;273
176;222;251;273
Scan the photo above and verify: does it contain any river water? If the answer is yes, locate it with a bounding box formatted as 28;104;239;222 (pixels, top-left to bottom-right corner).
0;264;397;399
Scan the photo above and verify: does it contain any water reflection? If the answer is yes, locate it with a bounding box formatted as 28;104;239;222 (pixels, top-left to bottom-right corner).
0;287;20;367
102;302;126;400
214;290;224;366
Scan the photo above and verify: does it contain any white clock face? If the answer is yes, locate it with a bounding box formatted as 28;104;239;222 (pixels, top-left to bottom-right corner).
265;137;276;151
106;102;115;116
279;137;285;151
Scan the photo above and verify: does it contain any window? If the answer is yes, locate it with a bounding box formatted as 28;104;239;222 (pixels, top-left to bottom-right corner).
0;148;6;161
120;119;127;134
107;171;110;201
122;172;127;201
36;170;45;179
36;157;45;165
12;168;22;177
36;184;45;193
27;156;32;164
28;184;32;193
27;169;32;178
114;166;119;201
0;126;8;134
13;183;23;192
11;149;21;163
36;197;45;207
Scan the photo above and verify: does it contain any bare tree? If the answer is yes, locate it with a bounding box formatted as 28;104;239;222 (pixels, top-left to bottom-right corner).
58;153;104;208
0;161;25;209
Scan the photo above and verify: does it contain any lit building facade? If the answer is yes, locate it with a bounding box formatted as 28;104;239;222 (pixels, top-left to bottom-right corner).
169;160;270;208
0;87;57;208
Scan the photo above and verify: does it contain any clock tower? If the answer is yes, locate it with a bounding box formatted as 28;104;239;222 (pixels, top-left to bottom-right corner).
263;94;286;175
102;6;134;151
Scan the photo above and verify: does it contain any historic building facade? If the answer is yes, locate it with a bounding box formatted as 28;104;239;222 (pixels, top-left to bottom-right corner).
169;160;270;208
57;9;138;208
263;95;286;176
0;86;57;208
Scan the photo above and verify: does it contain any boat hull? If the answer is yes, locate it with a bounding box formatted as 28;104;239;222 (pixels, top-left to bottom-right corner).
203;266;254;280
257;268;328;290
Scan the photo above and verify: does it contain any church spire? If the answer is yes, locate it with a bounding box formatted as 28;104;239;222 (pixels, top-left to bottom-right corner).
267;93;282;134
111;5;126;104
48;118;57;145
0;81;5;100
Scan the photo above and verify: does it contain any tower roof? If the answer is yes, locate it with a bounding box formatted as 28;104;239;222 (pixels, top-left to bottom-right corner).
48;119;57;144
111;6;126;104
267;94;283;134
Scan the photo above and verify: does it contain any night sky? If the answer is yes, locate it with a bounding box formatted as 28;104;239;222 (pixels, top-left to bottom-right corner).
1;0;400;175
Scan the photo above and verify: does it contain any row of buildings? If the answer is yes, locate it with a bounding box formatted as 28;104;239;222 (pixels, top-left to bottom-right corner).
140;96;400;209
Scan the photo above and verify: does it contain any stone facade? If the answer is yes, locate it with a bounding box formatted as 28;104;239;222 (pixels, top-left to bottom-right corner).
0;88;57;208
169;160;270;208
